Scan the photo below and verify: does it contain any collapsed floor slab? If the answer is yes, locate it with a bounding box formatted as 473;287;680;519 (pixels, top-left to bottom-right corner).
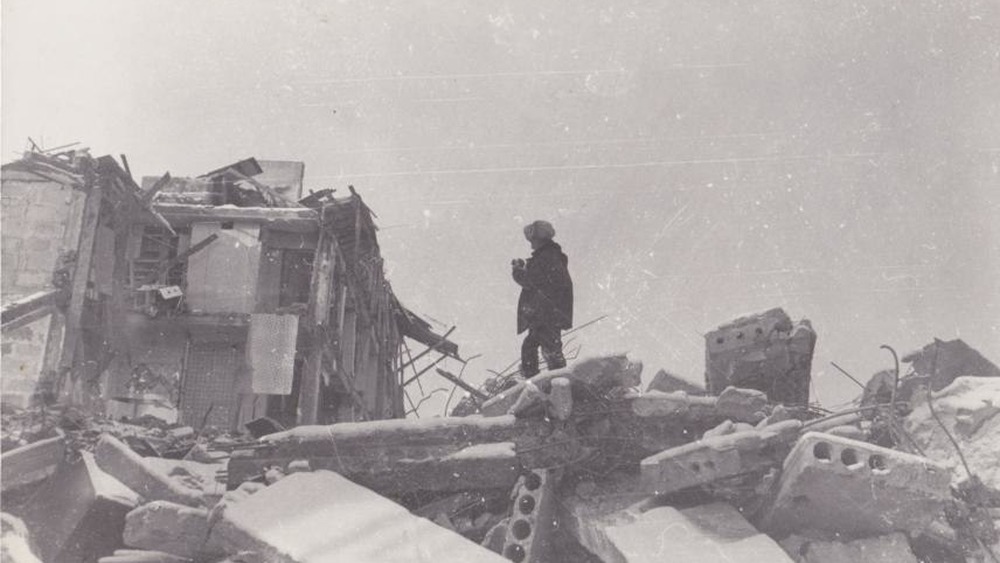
603;502;794;563
212;470;511;562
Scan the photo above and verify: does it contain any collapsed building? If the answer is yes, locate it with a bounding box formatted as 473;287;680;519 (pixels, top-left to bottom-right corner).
1;148;459;430
2;149;1000;563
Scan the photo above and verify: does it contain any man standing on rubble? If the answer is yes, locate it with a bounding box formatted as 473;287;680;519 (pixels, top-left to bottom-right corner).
512;220;574;378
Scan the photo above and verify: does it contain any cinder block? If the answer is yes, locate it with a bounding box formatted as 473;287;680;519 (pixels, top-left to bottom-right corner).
705;308;815;404
22;452;140;563
604;502;794;563
640;419;801;495
213;470;509;562
123;501;224;559
501;469;560;563
759;432;952;538
94;435;206;508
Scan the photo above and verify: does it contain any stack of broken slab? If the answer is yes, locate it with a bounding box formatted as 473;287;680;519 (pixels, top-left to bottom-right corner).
219;354;998;561
5;348;1000;562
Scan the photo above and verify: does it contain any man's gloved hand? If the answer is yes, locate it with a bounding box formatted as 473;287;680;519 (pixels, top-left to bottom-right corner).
511;258;526;269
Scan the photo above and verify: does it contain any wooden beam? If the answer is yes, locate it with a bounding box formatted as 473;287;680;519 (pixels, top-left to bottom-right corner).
140;172;172;206
398;326;457;373
119;154;132;179
59;182;104;370
435;368;490;401
151;204;318;232
155;233;218;277
1;289;62;326
402;353;450;387
111;176;176;236
298;227;336;425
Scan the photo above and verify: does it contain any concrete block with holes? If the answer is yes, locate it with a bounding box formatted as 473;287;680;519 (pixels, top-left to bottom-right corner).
501;469;559;563
704;307;816;405
758;432;952;538
640;419;801;495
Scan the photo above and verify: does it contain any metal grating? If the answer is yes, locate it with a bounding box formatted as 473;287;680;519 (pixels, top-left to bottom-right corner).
181;342;238;429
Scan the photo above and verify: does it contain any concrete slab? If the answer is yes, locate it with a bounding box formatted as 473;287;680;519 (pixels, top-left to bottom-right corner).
640;419;801;495
94;434;206;507
22;452;140;563
759;432;952;538
123;501;224;559
604;502;793;563
213;470;511;563
800;533;919;563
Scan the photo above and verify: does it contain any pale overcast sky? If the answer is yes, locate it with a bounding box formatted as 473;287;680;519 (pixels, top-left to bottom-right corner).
3;0;999;412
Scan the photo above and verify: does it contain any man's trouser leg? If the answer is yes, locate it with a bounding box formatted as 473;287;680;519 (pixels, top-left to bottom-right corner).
520;330;541;378
537;325;566;370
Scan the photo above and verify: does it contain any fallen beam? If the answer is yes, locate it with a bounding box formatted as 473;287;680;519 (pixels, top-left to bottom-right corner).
229;392;743;494
1;289;63;327
154;233;218;277
435;368;490;401
151;204;318;232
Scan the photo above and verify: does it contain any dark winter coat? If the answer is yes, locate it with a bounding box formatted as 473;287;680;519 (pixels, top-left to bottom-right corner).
513;241;574;334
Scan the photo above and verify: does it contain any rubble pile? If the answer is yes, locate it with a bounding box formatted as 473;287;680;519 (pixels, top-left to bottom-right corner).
2;309;1000;562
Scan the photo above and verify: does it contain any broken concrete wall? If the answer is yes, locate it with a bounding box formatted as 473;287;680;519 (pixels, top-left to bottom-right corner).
184;222;260;314
704;308;816;405
1;172;86;296
2;313;56;407
903;338;1000;391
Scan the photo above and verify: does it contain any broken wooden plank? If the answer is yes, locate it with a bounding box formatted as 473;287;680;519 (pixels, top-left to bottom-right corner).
155;233;219;277
140;171;172;206
398;326;457;374
59;182;104;370
435;368;490;401
1;289;63;327
298;227;338;425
